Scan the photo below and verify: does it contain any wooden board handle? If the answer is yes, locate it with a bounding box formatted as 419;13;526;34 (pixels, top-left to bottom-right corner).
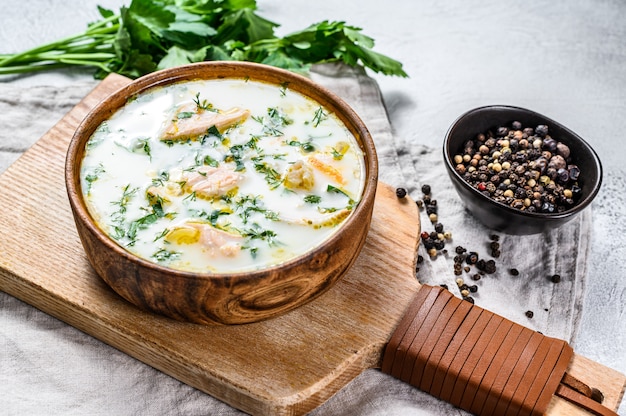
381;285;620;416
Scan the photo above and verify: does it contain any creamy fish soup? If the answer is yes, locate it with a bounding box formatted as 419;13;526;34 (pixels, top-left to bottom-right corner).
80;78;366;273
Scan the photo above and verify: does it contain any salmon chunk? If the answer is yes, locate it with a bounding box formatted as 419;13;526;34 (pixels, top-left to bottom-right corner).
192;222;243;257
166;221;243;257
182;165;242;198
307;155;345;185
161;104;250;142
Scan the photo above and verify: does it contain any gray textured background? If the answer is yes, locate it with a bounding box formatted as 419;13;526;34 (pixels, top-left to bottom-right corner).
1;0;624;414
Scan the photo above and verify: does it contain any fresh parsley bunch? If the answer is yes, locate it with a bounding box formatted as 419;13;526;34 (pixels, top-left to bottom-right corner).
0;0;407;79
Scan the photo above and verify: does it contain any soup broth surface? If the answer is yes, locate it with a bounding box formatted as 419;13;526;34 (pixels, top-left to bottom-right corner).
81;78;366;273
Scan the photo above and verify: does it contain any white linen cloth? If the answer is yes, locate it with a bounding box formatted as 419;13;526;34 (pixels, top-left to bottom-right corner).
0;64;593;415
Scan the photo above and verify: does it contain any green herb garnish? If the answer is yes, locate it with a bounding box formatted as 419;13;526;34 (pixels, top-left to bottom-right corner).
234;194;278;224
225;144;246;172
183;191;197;202
287;139;315;153
304;194;321;204
111;184;137;216
84;163;105;194
0;1;407;79
177;111;195;119
193;92;215;111
312;106;327;127
239;223;277;245
254;161;282;189
152;248;181;262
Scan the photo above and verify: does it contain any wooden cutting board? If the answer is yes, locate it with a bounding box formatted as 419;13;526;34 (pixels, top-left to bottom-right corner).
0;74;623;415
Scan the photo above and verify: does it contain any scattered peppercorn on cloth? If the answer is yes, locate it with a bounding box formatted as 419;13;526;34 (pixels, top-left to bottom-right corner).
0;63;590;416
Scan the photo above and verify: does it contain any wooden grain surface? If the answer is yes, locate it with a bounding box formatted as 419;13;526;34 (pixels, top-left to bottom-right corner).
0;74;623;415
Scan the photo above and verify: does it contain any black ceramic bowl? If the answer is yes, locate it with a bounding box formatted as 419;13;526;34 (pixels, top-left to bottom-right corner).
443;105;602;235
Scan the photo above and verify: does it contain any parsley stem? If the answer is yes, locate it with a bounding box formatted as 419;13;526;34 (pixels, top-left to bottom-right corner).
0;63;70;75
0;14;120;68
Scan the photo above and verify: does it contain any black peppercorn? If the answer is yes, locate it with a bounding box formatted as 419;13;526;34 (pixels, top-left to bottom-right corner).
466;252;479;265
463;296;475;304
484;260;497;274
421;184;431;195
541;202;556;213
525;310;534;319
550;274;561;283
497;126;509;137
395;187;407;198
535;125;549;137
569;165;580;181
476;259;486;270
509;268;519;276
469;285;478;293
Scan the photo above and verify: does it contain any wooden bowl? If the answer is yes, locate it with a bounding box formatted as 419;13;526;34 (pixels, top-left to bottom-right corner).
65;62;378;325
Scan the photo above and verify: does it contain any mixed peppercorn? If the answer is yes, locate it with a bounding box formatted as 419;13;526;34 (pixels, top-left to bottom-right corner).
452;121;582;214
